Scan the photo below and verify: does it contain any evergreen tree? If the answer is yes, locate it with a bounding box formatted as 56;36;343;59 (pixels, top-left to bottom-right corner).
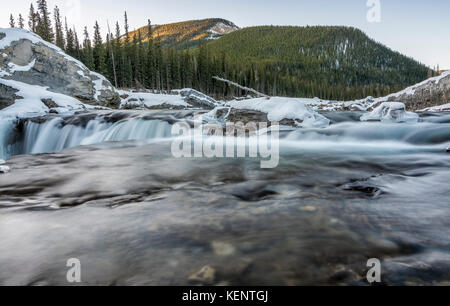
28;4;37;32
114;22;124;87
73;27;81;60
122;12;133;87
9;14;15;28
36;0;54;42
93;21;106;74
65;18;76;57
54;6;65;50
18;14;25;29
82;27;94;70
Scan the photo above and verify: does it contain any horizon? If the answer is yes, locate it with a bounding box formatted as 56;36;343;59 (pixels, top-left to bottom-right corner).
1;0;449;69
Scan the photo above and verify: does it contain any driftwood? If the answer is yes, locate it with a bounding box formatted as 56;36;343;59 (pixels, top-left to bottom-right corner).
213;76;270;98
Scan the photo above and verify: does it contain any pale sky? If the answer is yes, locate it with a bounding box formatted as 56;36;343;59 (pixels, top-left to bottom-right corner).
1;0;449;68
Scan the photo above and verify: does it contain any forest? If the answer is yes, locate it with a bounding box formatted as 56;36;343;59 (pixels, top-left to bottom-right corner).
9;0;435;100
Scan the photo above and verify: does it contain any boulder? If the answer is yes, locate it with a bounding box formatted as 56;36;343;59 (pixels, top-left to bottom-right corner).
382;71;450;110
0;28;120;109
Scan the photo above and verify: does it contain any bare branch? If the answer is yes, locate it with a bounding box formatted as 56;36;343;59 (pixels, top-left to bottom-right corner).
213;76;269;98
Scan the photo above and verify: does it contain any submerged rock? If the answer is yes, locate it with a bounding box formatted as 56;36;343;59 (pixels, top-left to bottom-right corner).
189;265;216;284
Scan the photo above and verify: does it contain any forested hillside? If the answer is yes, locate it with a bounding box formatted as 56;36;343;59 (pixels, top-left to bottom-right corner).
10;1;434;100
205;26;430;99
127;18;239;49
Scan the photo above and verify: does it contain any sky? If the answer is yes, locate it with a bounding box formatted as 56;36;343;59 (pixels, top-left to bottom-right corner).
1;0;449;68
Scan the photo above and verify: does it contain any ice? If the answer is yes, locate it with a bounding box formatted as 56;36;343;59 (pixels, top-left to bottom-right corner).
0;165;9;173
360;102;419;123
226;97;330;128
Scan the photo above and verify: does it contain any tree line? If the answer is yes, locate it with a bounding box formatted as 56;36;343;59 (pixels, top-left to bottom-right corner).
9;1;434;101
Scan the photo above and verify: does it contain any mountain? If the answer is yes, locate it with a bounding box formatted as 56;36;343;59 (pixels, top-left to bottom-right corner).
203;26;430;99
127;18;239;49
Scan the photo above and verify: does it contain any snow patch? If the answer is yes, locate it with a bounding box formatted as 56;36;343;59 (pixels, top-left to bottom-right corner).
90;71;117;101
420;103;450;112
7;59;36;73
0;78;87;119
119;90;190;109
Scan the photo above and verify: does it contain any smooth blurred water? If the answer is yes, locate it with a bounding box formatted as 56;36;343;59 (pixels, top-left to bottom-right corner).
0;110;449;285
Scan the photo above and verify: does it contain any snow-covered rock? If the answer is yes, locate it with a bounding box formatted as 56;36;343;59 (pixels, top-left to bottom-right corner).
376;70;450;110
0;78;97;119
420;102;450;113
119;90;190;110
0;28;120;108
360;102;419;123
0;165;9;173
226;97;330;128
119;88;219;110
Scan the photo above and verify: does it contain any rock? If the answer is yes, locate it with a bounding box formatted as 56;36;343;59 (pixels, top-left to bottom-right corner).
188;265;216;284
0;165;10;174
179;88;217;109
0;28;120;109
446;147;450;153
211;241;235;256
41;98;58;109
0;82;19;109
299;205;317;212
382;71;450;110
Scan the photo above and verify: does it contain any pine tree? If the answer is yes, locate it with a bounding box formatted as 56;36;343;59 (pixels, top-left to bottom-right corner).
114;22;124;87
73;27;81;60
123;12;133;87
93;21;106;74
54;6;65;50
36;0;54;42
18;14;25;29
28;4;37;32
82;27;94;70
65;18;76;57
9;14;15;28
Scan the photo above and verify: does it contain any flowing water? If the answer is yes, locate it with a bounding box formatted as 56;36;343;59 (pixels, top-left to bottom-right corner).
0;110;449;285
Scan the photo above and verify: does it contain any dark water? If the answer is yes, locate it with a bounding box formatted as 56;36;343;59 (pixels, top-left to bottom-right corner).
0;111;449;285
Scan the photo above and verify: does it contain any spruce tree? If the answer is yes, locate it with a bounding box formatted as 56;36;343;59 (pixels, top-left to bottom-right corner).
65;18;76;57
54;6;65;50
28;4;37;32
36;0;54;42
114;22;124;87
9;14;15;28
73;27;81;60
93;21;106;74
82;27;94;70
18;14;25;29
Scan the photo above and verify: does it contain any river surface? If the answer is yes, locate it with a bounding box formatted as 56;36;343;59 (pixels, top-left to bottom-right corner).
0;110;449;285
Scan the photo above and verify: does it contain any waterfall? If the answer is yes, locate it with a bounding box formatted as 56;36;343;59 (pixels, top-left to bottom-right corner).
0;119;23;160
0;115;173;159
